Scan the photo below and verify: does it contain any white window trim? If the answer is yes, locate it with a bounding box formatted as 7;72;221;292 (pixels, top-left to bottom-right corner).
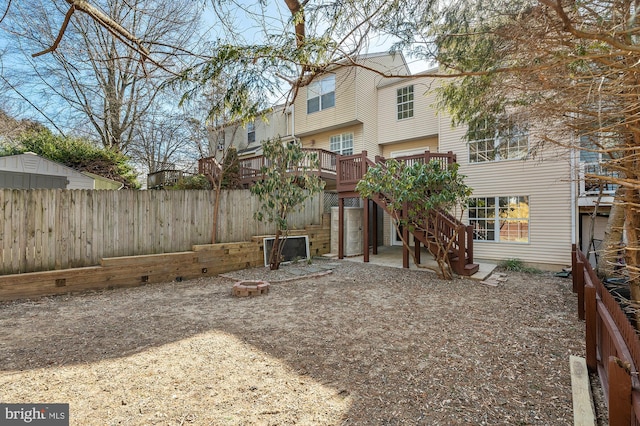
468;120;529;163
329;133;354;155
469;196;530;243
396;85;414;120
247;121;255;144
578;134;618;195
307;74;336;114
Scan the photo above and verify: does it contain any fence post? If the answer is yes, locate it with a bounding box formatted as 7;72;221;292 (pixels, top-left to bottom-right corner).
608;356;632;426
585;283;597;372
572;244;577;293
577;259;585;320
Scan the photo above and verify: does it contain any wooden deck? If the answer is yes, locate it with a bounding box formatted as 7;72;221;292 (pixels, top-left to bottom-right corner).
336;150;458;193
198;148;337;188
198;147;476;276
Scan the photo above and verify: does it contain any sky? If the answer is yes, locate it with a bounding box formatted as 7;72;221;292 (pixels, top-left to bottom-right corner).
0;1;432;132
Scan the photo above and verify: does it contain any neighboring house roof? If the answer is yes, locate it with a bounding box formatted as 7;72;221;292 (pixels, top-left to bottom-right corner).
237;146;263;157
81;171;123;190
0;152;98;189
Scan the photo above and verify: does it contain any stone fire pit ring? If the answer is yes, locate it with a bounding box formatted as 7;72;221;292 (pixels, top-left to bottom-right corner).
232;280;270;297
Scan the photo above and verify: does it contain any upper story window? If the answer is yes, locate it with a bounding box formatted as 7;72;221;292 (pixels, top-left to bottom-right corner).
247;121;255;144
330;133;353;155
468;118;528;163
307;75;335;114
397;85;414;120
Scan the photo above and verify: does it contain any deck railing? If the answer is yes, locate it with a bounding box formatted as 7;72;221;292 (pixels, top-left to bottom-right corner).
580;161;619;196
336;151;371;193
198;148;337;187
336;150;457;193
197;157;222;183
572;245;640;425
200;149;457;190
425;209;474;273
341;151;474;275
375;151;457;169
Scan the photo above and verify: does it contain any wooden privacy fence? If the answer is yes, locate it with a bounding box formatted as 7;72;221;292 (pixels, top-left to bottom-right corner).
572;245;640;425
0;189;323;275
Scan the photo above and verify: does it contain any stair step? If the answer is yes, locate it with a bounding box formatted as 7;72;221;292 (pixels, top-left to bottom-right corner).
462;263;480;276
449;258;479;276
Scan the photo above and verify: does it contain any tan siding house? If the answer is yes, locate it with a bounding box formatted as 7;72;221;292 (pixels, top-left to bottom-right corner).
438;115;574;268
294;53;409;157
377;75;440;147
206;52;594;269
211;105;291;158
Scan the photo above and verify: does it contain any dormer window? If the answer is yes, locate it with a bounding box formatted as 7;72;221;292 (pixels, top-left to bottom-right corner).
307;75;335;113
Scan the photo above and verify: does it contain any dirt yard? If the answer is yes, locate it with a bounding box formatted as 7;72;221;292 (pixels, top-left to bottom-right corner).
0;257;595;425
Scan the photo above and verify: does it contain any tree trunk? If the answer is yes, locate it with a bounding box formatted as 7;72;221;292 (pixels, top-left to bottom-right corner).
269;228;282;270
211;181;222;244
283;0;305;47
623;186;640;325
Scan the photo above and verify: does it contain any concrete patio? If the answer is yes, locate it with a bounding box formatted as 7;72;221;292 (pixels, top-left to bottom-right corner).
325;245;497;281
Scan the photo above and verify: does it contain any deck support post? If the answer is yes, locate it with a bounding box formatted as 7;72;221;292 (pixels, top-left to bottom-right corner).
402;203;409;269
338;197;344;259
372;202;378;255
363;197;369;263
576;257;585;320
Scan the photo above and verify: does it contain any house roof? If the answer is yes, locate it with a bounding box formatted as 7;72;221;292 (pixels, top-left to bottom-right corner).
0;152;88;176
375;66;440;89
0;152;109;189
237;145;263;157
307;51;411;80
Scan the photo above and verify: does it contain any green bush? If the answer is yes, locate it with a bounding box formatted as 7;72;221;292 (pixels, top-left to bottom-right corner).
169;174;212;190
1;130;139;188
498;258;542;274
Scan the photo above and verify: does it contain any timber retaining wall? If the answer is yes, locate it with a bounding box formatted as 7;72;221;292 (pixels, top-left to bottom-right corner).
0;223;330;302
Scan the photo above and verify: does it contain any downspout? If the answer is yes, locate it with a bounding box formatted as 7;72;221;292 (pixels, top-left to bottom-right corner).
290;104;296;142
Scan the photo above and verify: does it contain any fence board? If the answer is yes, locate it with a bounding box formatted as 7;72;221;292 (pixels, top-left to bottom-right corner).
0;191;4;273
12;191;23;272
574;246;640;425
0;188;324;275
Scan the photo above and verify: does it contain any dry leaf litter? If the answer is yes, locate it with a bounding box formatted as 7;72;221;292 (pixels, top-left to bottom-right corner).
0;257;607;425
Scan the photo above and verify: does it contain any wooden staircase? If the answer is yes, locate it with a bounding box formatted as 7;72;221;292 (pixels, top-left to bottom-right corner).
338;151;478;277
370;192;479;276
